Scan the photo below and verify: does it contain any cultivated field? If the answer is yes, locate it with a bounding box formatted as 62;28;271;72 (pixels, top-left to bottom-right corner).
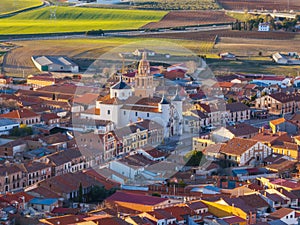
3;37;213;77
142;11;236;29
0;0;43;15
209;35;300;76
132;0;220;10
0;6;167;35
138;29;297;41
217;0;300;11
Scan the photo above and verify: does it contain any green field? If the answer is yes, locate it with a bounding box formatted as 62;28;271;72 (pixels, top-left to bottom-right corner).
0;6;167;35
132;0;220;10
0;0;43;15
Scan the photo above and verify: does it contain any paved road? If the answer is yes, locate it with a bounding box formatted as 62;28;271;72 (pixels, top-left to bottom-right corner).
0;24;231;42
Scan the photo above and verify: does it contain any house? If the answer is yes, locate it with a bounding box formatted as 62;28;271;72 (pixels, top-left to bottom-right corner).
260;189;289;210
21;161;52;186
114;123;148;155
41;113;60;126
219;194;269;224
255;92;300;115
105;191;181;212
0;164;25;193
0;192;34;210
26;73;57;89
39;214;86;225
134;119;164;145
29;198;59;213
269;118;298;135
211;123;259;143
40;148;85;176
0;108;41;125
142;209;177;225
268;208;298;225
31;55;79;73
0;138;29;158
136;146;167;161
109;154;155;180
28;172;104;200
219;137;272;167
38;133;69;150
0;118;19;135
258;22;270;32
202;143;225;160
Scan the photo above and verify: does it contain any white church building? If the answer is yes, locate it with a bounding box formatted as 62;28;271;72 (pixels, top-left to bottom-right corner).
82;52;183;137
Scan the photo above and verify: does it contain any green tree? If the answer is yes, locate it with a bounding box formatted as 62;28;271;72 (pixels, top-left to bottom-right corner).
78;182;83;203
185;150;203;167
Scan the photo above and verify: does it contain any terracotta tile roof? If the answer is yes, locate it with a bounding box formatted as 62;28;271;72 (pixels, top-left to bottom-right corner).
121;105;160;113
73;93;99;105
38;172;104;196
41;113;60;122
163;206;194;221
83;169;121;190
135;119;164;131
187;201;208;211
22;161;51;173
226;102;249;112
0;192;34;204
106;191;167;206
269;208;294;219
28;186;61;199
221;216;246;224
226;123;259;137
269;92;300;103
143;147;167;159
82;107;100;115
0;108;39;119
0;164;23;176
220;137;258;156
251;131;290;144
39;133;69;145
40;215;86;225
114;124;146;139
218;82;234;88
270;118;286;126
222;194;269;213
47;148;82;166
92;217;131;225
203;143;225;154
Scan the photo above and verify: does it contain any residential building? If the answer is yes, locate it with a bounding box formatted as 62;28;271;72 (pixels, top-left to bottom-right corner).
0;164;25;193
105;191;181;212
268;208;298;224
0;108;41;125
255;92;300;115
219;137;272;167
0;118;19;135
269;117;298;135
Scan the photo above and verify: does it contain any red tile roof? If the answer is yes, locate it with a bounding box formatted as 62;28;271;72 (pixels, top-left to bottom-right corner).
106;191;167;206
269;208;294;219
0;108;39;119
220;137;258;156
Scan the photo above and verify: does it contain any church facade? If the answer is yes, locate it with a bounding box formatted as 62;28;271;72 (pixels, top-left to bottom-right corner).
84;52;183;138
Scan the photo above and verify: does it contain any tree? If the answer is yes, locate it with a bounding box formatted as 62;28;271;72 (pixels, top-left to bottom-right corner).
78;183;83;203
185;150;203;167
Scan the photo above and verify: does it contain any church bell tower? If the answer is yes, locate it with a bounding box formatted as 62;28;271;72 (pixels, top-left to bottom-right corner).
134;52;154;98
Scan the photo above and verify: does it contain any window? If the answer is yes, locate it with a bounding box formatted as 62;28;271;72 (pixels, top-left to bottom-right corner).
124;111;126;115
135;112;138;116
107;110;110;115
147;113;150;117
